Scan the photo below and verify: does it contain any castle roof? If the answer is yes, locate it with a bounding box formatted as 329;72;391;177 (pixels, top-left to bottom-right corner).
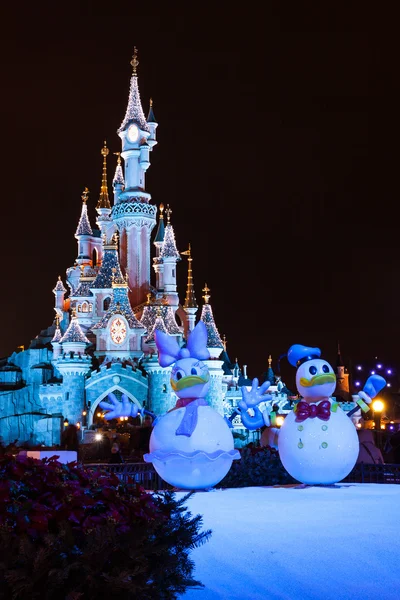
75;190;93;236
51;325;62;343
140;304;181;337
144;313;168;343
118;49;150;133
113;153;125;187
160;223;180;259
154;204;165;243
92;283;144;330
200;285;223;349
73;279;94;297
60;316;90;344
147;98;157;123
91;243;123;289
53;276;67;293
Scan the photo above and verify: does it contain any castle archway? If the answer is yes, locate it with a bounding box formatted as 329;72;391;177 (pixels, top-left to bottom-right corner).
88;386;142;428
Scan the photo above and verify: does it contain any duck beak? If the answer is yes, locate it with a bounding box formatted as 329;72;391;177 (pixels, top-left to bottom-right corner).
171;373;210;392
299;373;336;388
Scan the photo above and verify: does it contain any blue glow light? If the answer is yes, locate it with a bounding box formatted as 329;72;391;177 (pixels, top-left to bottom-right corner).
355;381;361;386
357;366;362;370
387;369;392;375
371;371;375;375
377;364;382;369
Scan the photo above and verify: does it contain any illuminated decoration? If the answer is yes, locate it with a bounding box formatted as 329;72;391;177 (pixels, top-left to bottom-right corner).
127;124;139;143
91;236;123;289
141;304;180;340
200;284;223;349
93;270;144;330
239;344;386;486
160;206;181;259
118;47;150;133
110;317;127;344
357;366;362;371
60;313;90;344
113;152;125;187
53;276;67;293
75;188;93;236
96;141;111;210
143;321;240;489
144;311;168;343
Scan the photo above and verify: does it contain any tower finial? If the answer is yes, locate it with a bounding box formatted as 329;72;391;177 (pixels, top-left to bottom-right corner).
81;187;89;204
165;204;172;224
202;283;210;304
222;334;227;351
97;141;111;209
159;203;164;218
130;47;139;76
113;151;122;166
150;97;153;107
268;354;272;368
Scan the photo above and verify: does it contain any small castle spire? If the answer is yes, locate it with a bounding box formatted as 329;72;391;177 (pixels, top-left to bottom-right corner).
154;203;165;243
119;48;149;133
165;204;172;224
268;354;272;368
147;97;157;123
75;189;93;236
182;244;198;309
222;334;227;352
82;187;89;204
97;141;111;209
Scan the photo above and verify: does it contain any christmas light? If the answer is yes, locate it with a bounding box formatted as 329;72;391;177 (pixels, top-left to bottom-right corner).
92;246;123;289
357;366;362;370
118;71;150;133
200;303;223;348
75;201;93;236
60;316;90;344
160;224;181;259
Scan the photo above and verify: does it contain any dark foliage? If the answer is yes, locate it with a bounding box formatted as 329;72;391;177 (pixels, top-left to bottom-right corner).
217;446;296;488
0;454;211;600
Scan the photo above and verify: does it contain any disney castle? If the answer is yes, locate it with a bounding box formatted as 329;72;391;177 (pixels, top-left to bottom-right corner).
0;50;275;448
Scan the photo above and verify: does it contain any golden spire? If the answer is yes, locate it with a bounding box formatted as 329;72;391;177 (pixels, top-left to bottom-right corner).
81;187;89;204
182;243;198;309
159;203;164;219
113;151;122;166
165;204;172;224
130;47;139;76
222;334;227;352
150;97;153;107
268;354;272;368
97;141;111;209
202;283;210;304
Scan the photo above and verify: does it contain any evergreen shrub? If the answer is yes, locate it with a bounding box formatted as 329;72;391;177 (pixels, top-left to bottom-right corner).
217;446;296;488
0;455;211;600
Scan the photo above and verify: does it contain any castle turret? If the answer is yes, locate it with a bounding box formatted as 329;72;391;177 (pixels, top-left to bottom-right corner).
75;187;93;266
112;48;157;307
199;284;224;414
160;205;181;309
53;276;67;311
181;243;198;335
56;310;91;425
146;98;158;149
112;152;125;204
153;203;165;291
51;315;62;361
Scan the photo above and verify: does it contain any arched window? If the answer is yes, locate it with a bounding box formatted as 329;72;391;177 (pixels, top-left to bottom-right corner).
77;304;81;313
103;297;111;311
82;302;88;313
162;384;167;393
92;248;98;267
89;303;93;312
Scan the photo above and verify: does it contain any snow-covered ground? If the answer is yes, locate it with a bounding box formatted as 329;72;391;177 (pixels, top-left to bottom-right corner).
178;484;400;600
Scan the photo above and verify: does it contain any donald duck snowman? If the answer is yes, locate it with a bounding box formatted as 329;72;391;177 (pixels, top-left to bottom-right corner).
239;344;386;485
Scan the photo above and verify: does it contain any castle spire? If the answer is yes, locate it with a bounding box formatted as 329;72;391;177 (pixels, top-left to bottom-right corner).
182;244;198;309
200;284;223;350
96;141;111;209
112;151;125;187
160;206;180;259
75;188;93;236
118;48;149;133
154;203;165;244
147;97;157;123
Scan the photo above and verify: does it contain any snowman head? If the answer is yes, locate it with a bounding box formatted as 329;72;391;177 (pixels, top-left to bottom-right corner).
155;321;211;400
288;344;336;401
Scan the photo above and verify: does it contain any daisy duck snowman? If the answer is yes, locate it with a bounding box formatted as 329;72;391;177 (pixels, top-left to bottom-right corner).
238;344;386;485
142;321;240;489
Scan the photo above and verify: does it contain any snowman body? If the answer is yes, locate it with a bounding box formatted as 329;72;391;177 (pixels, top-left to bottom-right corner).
278;399;359;484
145;405;239;489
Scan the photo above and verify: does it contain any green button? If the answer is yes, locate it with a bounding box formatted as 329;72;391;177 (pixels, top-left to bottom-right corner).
322;425;328;431
298;441;304;449
321;442;328;449
297;425;304;431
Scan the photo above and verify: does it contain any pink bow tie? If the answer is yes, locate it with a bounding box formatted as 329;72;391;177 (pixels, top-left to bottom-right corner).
295;400;331;422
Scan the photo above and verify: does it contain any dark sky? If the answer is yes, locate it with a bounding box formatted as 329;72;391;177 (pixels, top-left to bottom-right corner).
0;5;396;388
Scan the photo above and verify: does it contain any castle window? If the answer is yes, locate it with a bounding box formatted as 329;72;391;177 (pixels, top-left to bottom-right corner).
82;302;89;313
103;297;111;311
162;384;167;393
92;248;98;267
89;303;93;312
77;304;82;312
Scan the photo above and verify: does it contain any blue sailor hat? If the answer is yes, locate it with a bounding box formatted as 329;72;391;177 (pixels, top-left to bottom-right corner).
287;344;321;368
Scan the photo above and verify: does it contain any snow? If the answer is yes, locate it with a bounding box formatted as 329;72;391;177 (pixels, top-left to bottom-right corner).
177;484;400;600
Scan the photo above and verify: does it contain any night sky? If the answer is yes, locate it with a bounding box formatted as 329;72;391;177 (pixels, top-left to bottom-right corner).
0;6;396;390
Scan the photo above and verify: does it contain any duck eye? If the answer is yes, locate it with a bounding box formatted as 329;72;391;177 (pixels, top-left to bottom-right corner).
322;364;330;373
176;371;183;380
309;365;317;375
191;367;198;375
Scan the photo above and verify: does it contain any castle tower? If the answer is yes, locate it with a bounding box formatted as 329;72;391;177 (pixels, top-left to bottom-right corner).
53;276;67;311
75;187;93;265
112;152;125;205
112;48;157;308
56;310;91;425
153;203;165;291
95;141;114;251
160;205;181;309
181;243;198;336
200;284;225;415
51;315;62;361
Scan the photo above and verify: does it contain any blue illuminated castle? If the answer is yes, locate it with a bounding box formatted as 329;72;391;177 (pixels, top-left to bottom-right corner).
0;51;253;447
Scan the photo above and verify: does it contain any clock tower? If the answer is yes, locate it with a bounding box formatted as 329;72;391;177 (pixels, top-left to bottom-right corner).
112;48;158;308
